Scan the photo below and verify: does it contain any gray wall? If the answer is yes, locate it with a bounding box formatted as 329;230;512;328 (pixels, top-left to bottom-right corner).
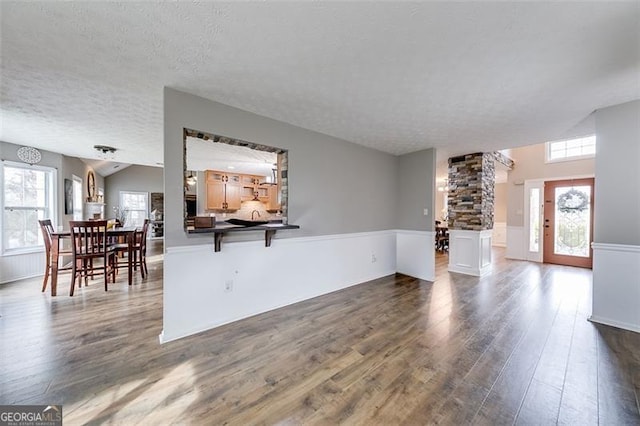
0;140;105;228
104;165;164;218
60;155;105;225
507;142;595;227
164;88;400;247
397;148;436;231
594;100;640;245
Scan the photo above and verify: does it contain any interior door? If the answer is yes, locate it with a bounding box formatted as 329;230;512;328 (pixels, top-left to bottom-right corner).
543;178;594;268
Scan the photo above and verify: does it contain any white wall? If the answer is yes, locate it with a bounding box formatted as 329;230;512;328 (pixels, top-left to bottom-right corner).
162;231;397;342
591;100;640;333
492;182;507;247
505;142;595;259
494;183;507;223
506;142;595;227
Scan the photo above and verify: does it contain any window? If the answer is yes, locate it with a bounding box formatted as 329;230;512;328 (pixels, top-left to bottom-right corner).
528;188;540;253
1;161;56;254
546;135;596;163
72;175;83;221
119;191;148;227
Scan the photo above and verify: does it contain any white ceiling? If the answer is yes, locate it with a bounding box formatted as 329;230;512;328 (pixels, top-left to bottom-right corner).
1;2;638;167
80;158;132;178
186;136;276;176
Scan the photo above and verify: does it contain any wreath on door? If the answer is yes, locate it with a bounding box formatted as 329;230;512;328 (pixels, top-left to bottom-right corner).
557;188;588;213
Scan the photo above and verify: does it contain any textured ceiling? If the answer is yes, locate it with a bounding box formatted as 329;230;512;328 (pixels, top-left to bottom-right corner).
1;2;639;167
186;137;276;176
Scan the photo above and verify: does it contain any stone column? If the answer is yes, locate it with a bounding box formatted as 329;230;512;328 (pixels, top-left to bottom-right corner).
447;153;495;276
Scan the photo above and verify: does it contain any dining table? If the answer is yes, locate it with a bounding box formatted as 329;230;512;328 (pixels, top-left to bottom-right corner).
49;226;139;296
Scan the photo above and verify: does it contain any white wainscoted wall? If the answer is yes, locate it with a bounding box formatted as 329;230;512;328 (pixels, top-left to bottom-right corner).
448;229;493;276
162;230;413;343
492;222;506;247
0;251;45;284
590;243;640;333
506;226;525;260
396;230;435;281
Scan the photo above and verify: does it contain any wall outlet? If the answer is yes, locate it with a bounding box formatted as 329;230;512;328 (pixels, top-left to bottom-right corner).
371;254;377;263
423;208;429;216
225;280;233;292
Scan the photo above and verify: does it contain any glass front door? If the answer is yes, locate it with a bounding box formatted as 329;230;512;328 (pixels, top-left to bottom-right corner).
543;178;594;268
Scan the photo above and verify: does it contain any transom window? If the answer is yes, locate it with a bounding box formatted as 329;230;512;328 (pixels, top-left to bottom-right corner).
1;161;56;254
546;135;596;163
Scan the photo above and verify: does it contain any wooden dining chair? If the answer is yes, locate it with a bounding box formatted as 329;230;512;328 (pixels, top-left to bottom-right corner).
69;220;116;296
113;219;150;279
38;219;73;292
436;227;449;252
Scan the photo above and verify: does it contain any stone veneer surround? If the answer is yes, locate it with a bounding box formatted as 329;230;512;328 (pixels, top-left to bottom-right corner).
183;128;289;224
448;152;495;231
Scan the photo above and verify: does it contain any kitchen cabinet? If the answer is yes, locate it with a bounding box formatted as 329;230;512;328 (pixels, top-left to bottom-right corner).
241;174;262;201
206;170;241;210
267;185;281;211
205;170;280;211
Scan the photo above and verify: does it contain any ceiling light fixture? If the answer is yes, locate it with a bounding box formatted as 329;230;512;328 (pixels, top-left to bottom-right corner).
437;179;449;192
94;145;117;159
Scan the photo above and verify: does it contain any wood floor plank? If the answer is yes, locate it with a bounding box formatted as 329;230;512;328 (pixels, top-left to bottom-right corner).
1;244;639;424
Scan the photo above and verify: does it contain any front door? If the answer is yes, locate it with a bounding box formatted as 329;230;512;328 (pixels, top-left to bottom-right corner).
543;178;594;268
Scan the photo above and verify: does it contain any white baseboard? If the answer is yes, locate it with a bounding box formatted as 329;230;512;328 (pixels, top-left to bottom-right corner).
591;243;640;334
588;315;640;334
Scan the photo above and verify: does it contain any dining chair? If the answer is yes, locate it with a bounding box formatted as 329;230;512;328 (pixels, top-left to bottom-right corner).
439;230;449;252
38;219;73;292
435;224;449;252
113;219;150;279
69;220;116;296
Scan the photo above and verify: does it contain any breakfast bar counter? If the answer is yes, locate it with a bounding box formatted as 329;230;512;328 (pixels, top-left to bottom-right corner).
187;222;300;252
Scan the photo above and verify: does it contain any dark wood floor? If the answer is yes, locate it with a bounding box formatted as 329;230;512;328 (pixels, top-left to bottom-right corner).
1;243;639;425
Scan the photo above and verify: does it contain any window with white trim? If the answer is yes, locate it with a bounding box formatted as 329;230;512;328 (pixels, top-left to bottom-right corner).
119;191;148;227
1;161;56;254
72;175;83;221
546;135;596;163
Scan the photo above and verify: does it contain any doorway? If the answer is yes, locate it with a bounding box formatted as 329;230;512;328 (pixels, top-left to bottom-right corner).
543;178;594;268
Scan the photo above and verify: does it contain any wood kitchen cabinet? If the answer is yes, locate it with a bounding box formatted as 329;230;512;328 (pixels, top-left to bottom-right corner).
206;170;241;210
205;170;280;211
267;185;281;211
241;174;262;201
